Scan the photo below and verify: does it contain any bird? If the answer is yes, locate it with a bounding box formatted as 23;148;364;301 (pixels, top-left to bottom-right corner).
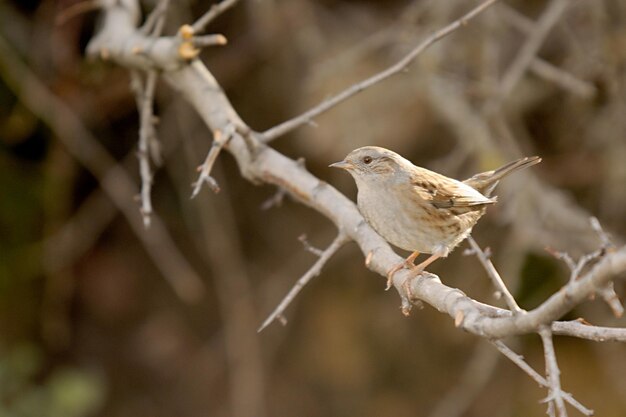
330;146;541;290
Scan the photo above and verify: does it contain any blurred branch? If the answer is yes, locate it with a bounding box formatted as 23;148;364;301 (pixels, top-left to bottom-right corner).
498;4;597;99
260;0;501;143
427;341;501;417
0;34;205;303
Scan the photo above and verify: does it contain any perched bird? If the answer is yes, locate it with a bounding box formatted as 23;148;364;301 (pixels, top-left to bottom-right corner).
330;146;541;289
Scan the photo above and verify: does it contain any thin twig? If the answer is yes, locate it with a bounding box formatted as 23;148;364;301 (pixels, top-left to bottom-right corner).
137;70;159;227
539;326;568;417
260;187;287;210
467;236;523;313
140;0;170;35
260;0;501;143
191;0;241;34
552;320;626;342
547;217;623;317
298;234;324;257
258;233;350;332
590;216;613;250
491;340;593;416
191;126;234;197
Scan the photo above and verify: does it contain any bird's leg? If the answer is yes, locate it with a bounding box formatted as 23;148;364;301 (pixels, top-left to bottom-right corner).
403;254;441;299
412;253;441;274
386;250;420;290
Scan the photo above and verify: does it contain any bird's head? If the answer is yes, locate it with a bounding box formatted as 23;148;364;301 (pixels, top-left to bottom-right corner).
330;146;411;184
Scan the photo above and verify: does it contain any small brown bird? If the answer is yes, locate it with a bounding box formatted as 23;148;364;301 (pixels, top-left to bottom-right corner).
330;146;541;289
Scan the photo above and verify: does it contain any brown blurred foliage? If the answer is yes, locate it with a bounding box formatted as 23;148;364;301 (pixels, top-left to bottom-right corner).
0;0;625;416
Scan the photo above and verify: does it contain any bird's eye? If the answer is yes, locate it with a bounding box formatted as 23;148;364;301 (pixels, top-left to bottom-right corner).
363;156;373;164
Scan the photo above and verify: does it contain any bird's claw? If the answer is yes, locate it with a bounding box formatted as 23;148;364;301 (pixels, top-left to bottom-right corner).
386;260;417;290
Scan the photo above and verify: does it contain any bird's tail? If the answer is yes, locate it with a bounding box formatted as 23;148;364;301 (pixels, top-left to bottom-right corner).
463;156;541;196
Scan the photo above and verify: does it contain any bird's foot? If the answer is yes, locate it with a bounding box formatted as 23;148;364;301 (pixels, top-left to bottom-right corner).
386;260;416;290
399;267;427;316
403;266;424;299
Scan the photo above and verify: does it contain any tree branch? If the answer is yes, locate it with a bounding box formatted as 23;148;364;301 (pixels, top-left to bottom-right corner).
467;236;523;313
540;326;568;417
258;233;350;332
491;340;592;416
260;0;501;143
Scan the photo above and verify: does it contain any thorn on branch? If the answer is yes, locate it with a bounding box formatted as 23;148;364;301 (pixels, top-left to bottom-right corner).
191;127;234;198
260;158;305;210
298;234;324;257
260;187;287;210
455;310;465;327
193;34;228;48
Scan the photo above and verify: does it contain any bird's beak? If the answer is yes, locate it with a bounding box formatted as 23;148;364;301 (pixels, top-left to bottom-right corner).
329;160;354;170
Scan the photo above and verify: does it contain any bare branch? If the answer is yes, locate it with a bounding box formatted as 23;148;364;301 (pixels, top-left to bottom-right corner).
140;0;170;35
191;0;241;35
552;321;626;342
0;34;205;304
191;126;234;197
590;216;613;250
491;340;593;416
539;326;568;417
136;69;160;227
467;236;523;313
258;233;350;332
260;0;501;143
547;217;623;317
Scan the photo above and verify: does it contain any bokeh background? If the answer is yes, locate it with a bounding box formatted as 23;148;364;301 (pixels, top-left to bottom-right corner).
1;0;625;416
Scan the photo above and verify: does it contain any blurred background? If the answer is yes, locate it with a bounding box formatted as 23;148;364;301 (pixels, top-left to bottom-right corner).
1;0;625;416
